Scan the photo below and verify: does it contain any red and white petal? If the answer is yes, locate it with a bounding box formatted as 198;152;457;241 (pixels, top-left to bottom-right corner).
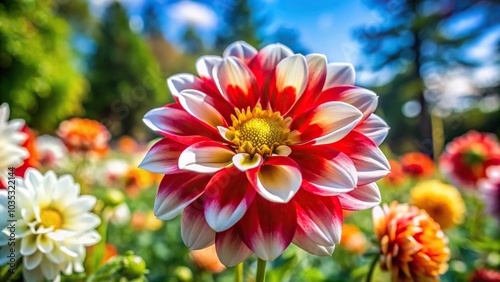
247;156;302;203
215;56;259;108
291;149;357;195
203;167;256;232
223;41;258;64
249;43;294;89
181;204;215;250
233;153;263;172
294;190;343;246
269;54;308;114
215;227;253;267
143;105;220;145
238;195;296;261
293;235;335;256
316;86;378;120
139;139;186;174
288;54;327;117
154;172;211;220
196;55;222;80
332;132;390;185
322;63;355;89
178;90;227;128
167;74;204;99
338;182;381;211
354;114;389;146
179;141;235;173
297;102;363;145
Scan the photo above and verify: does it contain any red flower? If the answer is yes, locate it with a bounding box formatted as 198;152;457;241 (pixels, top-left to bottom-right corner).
470;268;500;282
139;41;390;266
401;152;435;179
440;131;500;189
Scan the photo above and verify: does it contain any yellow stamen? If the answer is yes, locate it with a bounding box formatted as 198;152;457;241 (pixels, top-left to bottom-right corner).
40;208;63;230
227;105;292;156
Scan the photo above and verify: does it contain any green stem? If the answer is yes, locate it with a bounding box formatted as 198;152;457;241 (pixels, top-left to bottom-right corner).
256;258;267;282
430;112;444;162
235;262;243;282
366;253;380;282
0;259;21;281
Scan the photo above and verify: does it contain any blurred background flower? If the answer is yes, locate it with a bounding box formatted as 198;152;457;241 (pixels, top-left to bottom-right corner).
410;180;465;229
440;131;500;189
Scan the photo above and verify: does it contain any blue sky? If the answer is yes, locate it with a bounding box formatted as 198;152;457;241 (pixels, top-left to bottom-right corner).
88;0;498;90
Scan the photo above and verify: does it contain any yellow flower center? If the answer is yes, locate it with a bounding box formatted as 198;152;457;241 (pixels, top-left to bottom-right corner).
227;105;291;155
40;208;63;230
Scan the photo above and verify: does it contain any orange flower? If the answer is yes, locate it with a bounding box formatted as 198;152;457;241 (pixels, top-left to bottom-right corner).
340;224;367;254
87;243;119;266
382;160;406;186
124;166;157;198
401;152;435;179
373;202;450;281
130;211;163;231
57;118;110;155
118;135;139;154
189;245;226;274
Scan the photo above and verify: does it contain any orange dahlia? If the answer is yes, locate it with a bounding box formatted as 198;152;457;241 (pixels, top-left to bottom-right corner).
140;41;390;266
340;224;368;254
440;131;500;189
401;152;435;179
57;118;111;155
382;159;407;186
189;245;226;274
373;202;450;281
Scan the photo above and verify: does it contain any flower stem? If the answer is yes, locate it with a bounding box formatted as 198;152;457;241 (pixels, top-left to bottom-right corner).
366;253;380;282
430;111;444;162
256;258;267;282
235;262;243;282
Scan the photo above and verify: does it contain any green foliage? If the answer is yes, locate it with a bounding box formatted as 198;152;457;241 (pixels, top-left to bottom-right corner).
85;2;168;136
0;0;87;133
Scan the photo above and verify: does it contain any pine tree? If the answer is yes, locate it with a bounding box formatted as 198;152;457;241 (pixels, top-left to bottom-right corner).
214;0;263;50
354;0;499;155
86;2;167;136
0;0;87;133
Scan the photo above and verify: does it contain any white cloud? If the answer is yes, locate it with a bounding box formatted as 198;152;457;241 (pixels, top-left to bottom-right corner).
168;1;218;29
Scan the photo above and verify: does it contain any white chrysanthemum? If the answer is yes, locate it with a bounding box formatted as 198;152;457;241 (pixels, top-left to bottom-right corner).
36;135;67;168
0;168;101;282
0;103;29;183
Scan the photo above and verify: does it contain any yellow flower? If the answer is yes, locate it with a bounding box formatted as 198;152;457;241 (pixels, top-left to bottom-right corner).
373;202;450;282
410;180;465;229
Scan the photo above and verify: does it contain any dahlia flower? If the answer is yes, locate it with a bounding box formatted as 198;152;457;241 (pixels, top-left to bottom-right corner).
57;118;111;156
410;180;465;229
189;244;226;273
478;165;500;220
340;224;367;254
140;41;390;266
373;202;450;281
440;131;500;189
382;159;406;186
0;168;101;281
400;152;435;179
0;103;29;184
